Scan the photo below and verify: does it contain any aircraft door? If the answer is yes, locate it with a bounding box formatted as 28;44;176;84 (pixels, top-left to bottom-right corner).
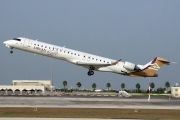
82;54;91;62
82;54;86;61
23;38;29;48
87;56;91;62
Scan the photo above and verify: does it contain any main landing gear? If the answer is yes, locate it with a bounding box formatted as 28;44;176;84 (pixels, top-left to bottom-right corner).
87;70;94;76
87;66;95;76
10;47;13;54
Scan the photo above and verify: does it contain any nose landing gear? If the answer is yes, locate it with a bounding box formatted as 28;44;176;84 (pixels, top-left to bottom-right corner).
10;47;13;54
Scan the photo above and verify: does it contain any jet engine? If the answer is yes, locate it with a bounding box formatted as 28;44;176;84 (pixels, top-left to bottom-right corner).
123;62;141;71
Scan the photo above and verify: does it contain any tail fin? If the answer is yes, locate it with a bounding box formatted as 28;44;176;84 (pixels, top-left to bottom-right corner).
127;57;170;77
141;57;170;77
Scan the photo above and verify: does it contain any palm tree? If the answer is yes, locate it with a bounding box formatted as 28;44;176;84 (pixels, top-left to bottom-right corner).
76;82;82;90
92;83;96;91
121;83;125;91
63;81;67;92
106;83;111;91
136;83;141;93
150;82;155;92
165;81;170;92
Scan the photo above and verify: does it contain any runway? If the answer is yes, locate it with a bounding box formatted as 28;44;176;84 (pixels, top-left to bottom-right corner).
0;96;179;109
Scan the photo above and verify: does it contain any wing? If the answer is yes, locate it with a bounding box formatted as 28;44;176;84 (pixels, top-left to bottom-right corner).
76;59;121;70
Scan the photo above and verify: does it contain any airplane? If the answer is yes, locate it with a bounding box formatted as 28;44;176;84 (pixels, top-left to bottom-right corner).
3;37;171;77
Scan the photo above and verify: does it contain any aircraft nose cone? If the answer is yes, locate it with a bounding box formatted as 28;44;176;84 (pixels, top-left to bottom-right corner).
3;40;11;45
3;41;8;44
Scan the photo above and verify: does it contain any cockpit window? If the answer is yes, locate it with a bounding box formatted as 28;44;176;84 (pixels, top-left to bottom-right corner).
13;38;21;41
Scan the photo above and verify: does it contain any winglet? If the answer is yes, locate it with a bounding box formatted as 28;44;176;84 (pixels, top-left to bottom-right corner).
112;59;122;65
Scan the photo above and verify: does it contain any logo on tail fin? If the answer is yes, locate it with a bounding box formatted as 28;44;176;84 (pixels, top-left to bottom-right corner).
148;63;160;71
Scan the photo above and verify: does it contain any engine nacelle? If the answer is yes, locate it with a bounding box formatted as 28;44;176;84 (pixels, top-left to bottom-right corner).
123;61;140;71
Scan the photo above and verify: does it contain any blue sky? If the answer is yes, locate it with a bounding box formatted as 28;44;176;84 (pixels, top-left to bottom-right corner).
0;0;179;90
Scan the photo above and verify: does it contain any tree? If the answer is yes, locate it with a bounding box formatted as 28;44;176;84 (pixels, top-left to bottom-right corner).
157;87;165;94
121;83;125;91
92;83;96;91
136;83;141;93
76;82;82;90
63;81;67;92
150;82;155;92
106;83;111;91
165;81;170;92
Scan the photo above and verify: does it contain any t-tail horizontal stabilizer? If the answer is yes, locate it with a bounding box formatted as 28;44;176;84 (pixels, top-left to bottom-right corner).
129;57;170;77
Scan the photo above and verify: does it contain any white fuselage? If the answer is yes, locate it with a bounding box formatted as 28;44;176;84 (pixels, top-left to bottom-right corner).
3;37;142;76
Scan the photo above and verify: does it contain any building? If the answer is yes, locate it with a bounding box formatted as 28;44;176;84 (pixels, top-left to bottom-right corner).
0;80;54;94
171;87;180;98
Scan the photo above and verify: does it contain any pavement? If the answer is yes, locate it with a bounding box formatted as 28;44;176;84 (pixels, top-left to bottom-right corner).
0;96;179;109
0;118;138;120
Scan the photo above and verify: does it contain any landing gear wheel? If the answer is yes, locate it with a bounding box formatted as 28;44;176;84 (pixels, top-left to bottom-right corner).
90;71;94;75
87;66;95;76
88;72;91;76
10;47;13;54
87;70;94;76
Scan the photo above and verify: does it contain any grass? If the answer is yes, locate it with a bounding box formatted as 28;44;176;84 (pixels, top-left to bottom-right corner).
0;108;180;119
